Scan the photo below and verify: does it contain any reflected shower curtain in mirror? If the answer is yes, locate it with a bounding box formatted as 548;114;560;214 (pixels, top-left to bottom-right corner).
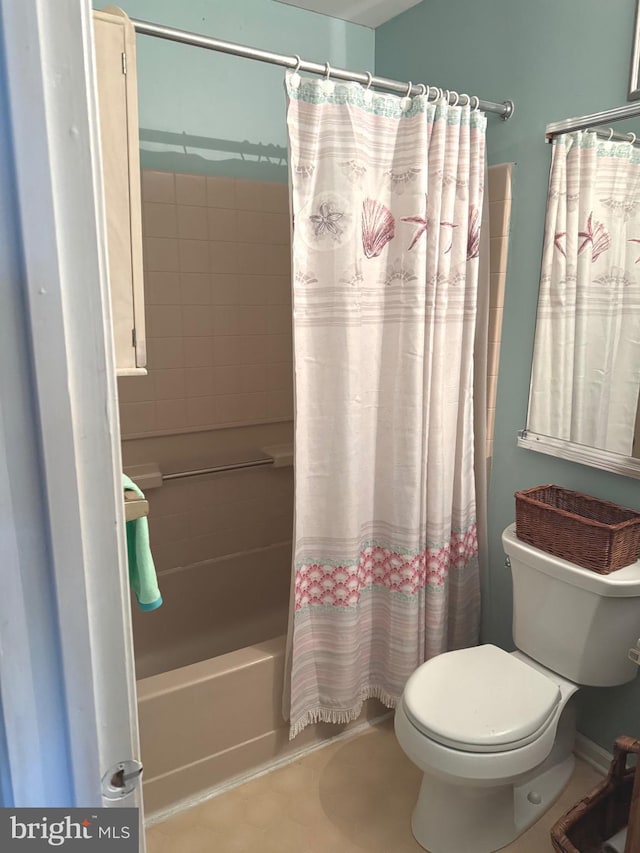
529;132;640;454
285;72;486;737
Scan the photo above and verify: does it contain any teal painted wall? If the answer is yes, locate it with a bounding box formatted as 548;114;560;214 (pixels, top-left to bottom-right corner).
377;0;640;750
95;0;374;181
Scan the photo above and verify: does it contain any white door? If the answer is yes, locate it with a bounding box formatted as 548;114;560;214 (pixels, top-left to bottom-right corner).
0;0;145;844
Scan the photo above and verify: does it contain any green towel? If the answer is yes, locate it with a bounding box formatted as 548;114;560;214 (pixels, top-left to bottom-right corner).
123;474;162;611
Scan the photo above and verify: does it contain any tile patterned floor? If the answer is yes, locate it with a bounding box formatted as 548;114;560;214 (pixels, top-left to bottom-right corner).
146;718;602;853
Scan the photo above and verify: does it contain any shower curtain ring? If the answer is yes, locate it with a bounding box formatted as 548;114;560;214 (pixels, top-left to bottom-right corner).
364;71;373;90
292;54;302;73
470;95;480;110
416;83;426;96
607;128;614;141
450;91;459;106
324;62;332;80
459;93;470;106
628;132;637;145
405;81;413;97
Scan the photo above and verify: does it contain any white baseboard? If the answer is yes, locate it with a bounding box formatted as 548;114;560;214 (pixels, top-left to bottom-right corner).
574;733;611;776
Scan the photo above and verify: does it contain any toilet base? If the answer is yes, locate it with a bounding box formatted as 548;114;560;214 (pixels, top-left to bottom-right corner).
411;753;575;853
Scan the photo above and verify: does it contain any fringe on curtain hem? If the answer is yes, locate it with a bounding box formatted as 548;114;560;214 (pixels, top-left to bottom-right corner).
289;686;399;740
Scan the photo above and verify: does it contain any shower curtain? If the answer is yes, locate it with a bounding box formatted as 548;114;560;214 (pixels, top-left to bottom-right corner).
529;131;640;454
285;71;487;737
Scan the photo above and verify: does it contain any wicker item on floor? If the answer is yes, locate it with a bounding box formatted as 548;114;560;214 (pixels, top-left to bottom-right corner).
515;485;640;573
551;736;640;852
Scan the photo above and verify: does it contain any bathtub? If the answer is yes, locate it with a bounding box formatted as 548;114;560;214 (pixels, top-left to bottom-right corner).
134;542;385;818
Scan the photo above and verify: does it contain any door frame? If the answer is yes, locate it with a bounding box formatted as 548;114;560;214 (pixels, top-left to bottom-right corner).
0;0;142;819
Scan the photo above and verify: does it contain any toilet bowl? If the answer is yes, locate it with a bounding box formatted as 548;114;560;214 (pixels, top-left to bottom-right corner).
395;646;578;852
395;524;640;853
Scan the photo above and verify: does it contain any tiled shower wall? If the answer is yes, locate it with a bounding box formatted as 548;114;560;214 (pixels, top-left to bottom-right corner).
486;163;512;462
118;171;295;608
118;171;293;438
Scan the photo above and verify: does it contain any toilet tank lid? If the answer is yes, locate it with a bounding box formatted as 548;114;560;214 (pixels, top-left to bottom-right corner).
402;645;561;750
503;524;640;597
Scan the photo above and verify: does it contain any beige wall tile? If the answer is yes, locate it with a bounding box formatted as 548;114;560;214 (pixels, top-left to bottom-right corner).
212;365;242;395
489;198;512;239
267;363;293;391
212;305;241;336
187;396;216;426
262;181;289;213
239;335;268;365
120;401;157;435
487;405;496;438
208;208;238;242
490;236;509;274
212;335;243;365
156;399;187;431
263;212;291;244
185;367;215;398
180;273;211;305
265;275;292;305
209;242;240;274
153;539;189;572
147;337;184;369
206;176;236;208
179;239;209;273
177;205;208;240
183;337;213;367
143;202;178;238
154;369;185;401
235;180;264;211
182;305;213;337
237;211;264;240
236;242;267;275
267;390;294;421
267;305;292;335
146;272;180;305
144;237;179;272
148;512;190;546
148;304;181;338
175;173;207;206
264;244;291;276
118;373;155;404
211;274;238;305
488;163;512;201
215;393;267;424
235;275;268;306
142;170;175;204
490;273;507;310
238;306;268;335
265;334;293;364
489;306;504;343
239;364;268;393
488;341;502;378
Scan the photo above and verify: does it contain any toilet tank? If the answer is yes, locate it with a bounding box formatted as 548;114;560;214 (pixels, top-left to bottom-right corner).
502;524;640;686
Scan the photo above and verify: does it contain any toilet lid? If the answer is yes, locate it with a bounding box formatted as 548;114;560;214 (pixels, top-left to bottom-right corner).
403;645;561;753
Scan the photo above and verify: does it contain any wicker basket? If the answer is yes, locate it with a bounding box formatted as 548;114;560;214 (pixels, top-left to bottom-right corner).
551;736;640;852
515;485;640;574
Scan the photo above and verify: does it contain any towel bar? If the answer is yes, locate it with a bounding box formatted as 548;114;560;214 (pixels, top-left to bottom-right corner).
162;457;274;481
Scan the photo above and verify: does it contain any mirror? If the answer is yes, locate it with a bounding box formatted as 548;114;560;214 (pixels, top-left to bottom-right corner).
522;114;640;477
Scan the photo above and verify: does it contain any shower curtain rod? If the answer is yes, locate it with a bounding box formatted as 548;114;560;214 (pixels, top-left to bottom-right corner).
130;17;514;120
545;101;640;139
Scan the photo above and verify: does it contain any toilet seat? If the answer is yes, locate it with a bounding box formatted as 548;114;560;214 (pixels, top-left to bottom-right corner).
403;644;561;753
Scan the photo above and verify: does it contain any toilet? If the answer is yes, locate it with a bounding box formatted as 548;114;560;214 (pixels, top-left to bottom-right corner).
395;523;640;853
